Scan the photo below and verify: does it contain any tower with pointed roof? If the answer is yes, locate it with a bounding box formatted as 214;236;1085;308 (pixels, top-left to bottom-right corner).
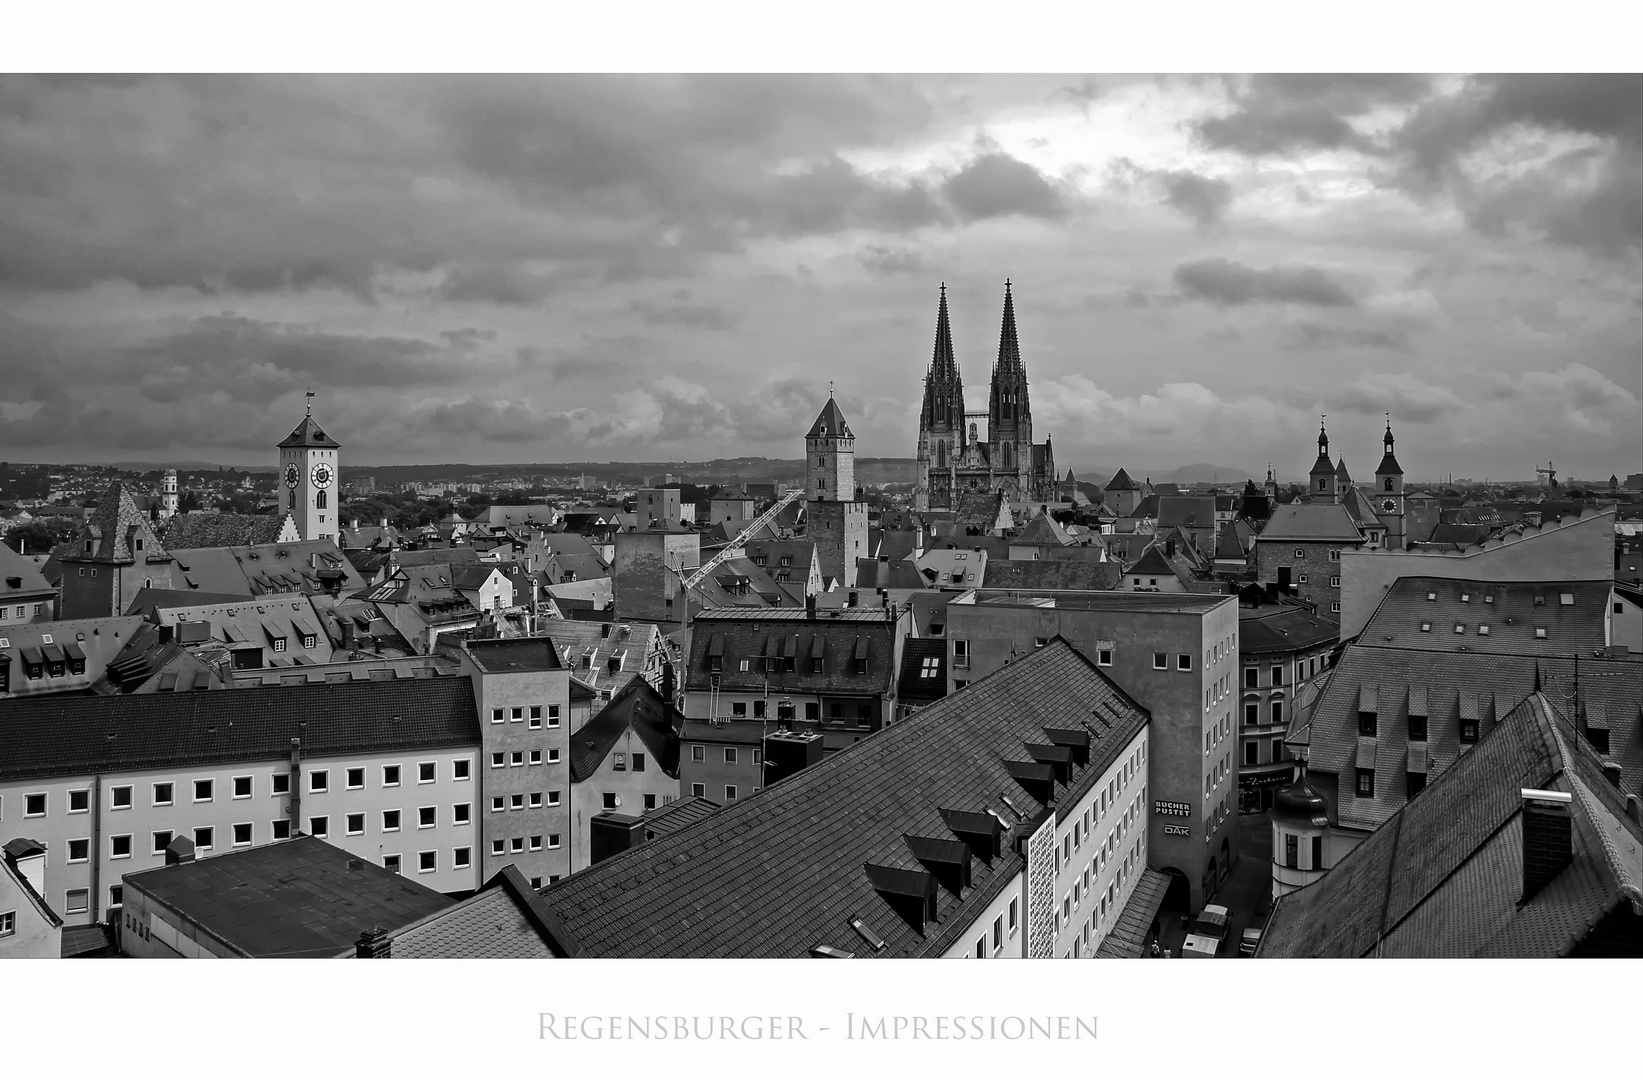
59;480;175;619
806;392;867;588
915;284;965;513
1309;421;1337;502
915;281;1056;510
1373;416;1405;549
278;395;342;544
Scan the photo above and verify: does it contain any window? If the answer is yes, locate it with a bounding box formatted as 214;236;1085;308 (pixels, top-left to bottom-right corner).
418;851;436;874
1407;772;1427;798
307;771;326;794
232;775;254;799
691;745;705;762
1460;716;1478;743
152;830;173;854
193;778;214;802
726;786;738;801
1298;574;1308;584
1096;649;1111;667
1358;709;1375;737
724;748;738;764
509;751;523;767
272;773;290;795
65;889;89;916
509;794;524;811
1331;601;1341;613
345;768;364;790
193;826;214;850
111;834;132;859
68;789;89;813
272;819;291;840
382;809;402;832
1152;652;1167;670
25;793;47;817
1177;654;1192;671
1245;741;1259;765
346;813;365;835
310;816;328;838
533;750;549;765
418;761;436;784
1284;834;1298;869
1408;714;1427;741
1419;621;1432;633
1355;769;1375;798
490;796;505;813
631;753;646;773
453;759;470;781
490;839;506;857
1534;627;1547;639
453;801;472;824
492;708;504;724
415;806;436;829
547;705;561;727
510;706;524;723
953;639;969;668
454;847;471;869
548;834;562;850
491;753;505;769
547;790;561;807
528;835;543;852
105;784;132;811
509;837;524;854
613;752;627;771
691;783;706;798
1478;624;1490;636
1009;898;1019;931
644;794;658;810
67;838;89;863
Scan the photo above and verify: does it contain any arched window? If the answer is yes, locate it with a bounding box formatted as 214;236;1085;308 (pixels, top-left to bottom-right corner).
1384;477;1393;491
937;440;946;468
317;489;327;509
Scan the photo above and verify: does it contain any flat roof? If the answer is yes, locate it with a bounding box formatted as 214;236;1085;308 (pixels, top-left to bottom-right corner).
959;589;1234;615
124;837;454;958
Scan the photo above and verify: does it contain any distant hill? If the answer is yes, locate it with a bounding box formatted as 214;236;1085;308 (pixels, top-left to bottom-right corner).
1076;463;1259;489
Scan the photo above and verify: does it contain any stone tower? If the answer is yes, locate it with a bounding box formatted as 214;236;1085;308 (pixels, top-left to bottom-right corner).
1374;416;1405;550
59;480;174;619
160;468;179;520
987;280;1034;499
278;394;341;543
1309;422;1337;502
805;393;867;589
914;283;965;513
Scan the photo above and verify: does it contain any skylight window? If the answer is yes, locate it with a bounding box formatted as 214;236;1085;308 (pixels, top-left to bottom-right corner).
1426;593;1436;602
849;917;887;952
1420;622;1431;633
1559;593;1574;606
1454;624;1465;634
1459;593;1470;603
920;657;939;678
1478;625;1490;636
1534;627;1547;639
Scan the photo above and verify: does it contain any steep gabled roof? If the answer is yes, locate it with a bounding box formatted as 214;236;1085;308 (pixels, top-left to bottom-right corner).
66;482;170;565
1013;511;1073;547
568;678;680;782
535;639;1149;958
1105;467;1140;492
1263;693;1643;958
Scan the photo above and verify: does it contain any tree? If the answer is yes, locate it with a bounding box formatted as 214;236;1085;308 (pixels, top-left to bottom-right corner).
5;517;79;555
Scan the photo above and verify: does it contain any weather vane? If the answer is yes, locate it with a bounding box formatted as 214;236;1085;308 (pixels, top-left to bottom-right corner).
306;388;315;416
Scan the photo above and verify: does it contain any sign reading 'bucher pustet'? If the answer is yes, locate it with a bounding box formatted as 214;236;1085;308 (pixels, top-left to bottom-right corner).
1154;800;1192;817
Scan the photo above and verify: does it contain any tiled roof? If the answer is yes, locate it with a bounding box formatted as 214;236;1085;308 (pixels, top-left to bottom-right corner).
855;557;928;590
1156;496;1218;529
65;482;170;565
1127;546;1188;584
382;866;567;959
1359;577;1609;655
897;637;948;704
0;542;54;598
159;513;292;549
977;559;1121;593
1299;645;1641;832
0;616;150;699
568;678;680;782
276;414;341;448
535;639;1150;957
1105;468;1139;491
1257;503;1365;542
169;540;362;598
682;609;898;695
533;620;659;696
124;837;448;958
953;490;1010;531
143;593;335;666
1263;694;1643;958
639;796;720;838
1238;605;1340;655
1014;512;1072;547
806;397;853;439
0;676;481;783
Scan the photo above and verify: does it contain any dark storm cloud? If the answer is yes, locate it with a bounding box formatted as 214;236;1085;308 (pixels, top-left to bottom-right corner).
941;151;1068;222
757;155;946;235
1158;170;1234;230
1388;74;1643;257
1281;320;1413;352
1174;258;1358;307
857;244;931;275
1191;73;1434;157
422;397;558;444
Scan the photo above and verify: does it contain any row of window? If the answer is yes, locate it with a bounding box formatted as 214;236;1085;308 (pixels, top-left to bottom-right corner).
0;603;47;621
688;745;764;765
1244;701;1285;729
490;748;558;768
1243;736;1289;767
1358;712;1479;744
488;835;558;857
491;791;560;812
1289;572;1343;588
689;783;754;802
10;762;473;818
489;704;561;727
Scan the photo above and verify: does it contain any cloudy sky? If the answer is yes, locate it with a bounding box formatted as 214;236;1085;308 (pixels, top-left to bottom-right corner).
1;73;1638;481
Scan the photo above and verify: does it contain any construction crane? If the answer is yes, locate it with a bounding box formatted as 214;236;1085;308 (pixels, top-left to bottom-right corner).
1535;461;1557;488
678;487;805;594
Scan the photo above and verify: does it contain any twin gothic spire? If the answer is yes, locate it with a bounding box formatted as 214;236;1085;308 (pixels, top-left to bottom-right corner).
920;281;1030;436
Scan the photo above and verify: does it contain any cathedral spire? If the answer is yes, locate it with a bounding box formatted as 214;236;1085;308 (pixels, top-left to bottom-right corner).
996;278;1022;373
932;282;957;380
921;282;964;432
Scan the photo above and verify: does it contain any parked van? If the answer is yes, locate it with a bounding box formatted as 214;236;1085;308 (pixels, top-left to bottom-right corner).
1181;904;1231;958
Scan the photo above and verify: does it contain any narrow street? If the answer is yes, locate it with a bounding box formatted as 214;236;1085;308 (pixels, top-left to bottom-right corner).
1153;811;1273;958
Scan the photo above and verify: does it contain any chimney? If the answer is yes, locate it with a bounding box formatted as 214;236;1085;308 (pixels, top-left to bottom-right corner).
763;730;824;786
1601;762;1623;789
589;813;645;864
1165;537;1175;559
805;594;817;619
848;590;859;607
1520;788;1573;902
380;516;388;529
355;926;392;958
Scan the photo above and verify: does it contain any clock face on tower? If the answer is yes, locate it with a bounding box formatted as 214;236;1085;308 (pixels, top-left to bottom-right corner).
311;462;334;489
1381;498;1398;513
284;463;300;488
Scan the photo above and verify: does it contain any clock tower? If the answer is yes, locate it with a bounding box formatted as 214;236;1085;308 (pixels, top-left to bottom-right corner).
277;394;342;543
1373;415;1405;550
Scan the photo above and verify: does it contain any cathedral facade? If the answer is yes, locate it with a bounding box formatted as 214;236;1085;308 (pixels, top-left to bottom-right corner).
913;281;1057;512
